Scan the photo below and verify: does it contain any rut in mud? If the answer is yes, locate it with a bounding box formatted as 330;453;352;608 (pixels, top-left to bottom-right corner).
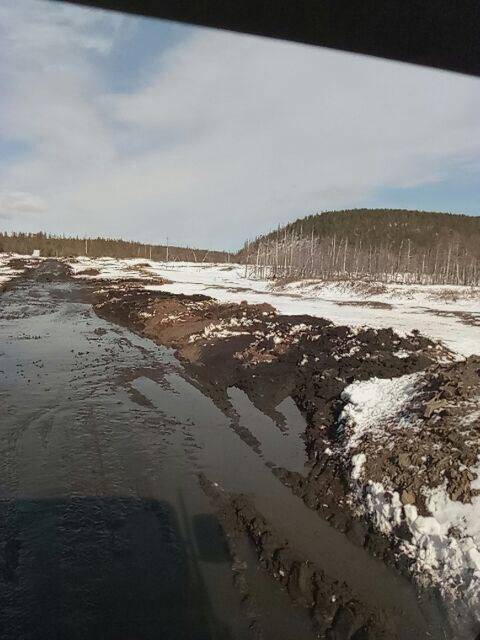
0;261;462;639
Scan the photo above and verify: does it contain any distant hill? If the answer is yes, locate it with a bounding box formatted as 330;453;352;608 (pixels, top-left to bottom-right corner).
241;209;480;254
237;209;480;286
0;231;230;263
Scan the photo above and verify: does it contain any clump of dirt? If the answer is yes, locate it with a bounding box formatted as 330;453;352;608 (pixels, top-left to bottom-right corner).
427;308;480;327
428;288;480;303
336;300;393;310
340;281;389;297
1;257;42;281
93;285;273;357
34;260;72;282
200;476;386;639
68;263;169;287
7;258;32;271
77;267;101;276
270;278;389;298
1;258;65;290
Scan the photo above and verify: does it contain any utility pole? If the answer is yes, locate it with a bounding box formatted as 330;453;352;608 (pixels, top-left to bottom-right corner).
166;238;169;262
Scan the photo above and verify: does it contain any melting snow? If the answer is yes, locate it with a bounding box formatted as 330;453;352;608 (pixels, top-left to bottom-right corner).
340;373;423;450
62;258;479;356
342;373;480;614
351;453;366;480
0;253;41;286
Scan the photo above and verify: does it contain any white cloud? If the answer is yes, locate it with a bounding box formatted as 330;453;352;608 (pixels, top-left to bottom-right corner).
0;190;47;216
0;1;479;249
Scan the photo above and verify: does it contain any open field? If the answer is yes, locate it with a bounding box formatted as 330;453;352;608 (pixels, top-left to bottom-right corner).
69;257;480;357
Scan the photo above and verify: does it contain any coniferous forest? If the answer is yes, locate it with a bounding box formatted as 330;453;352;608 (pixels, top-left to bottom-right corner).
236;209;480;286
0;232;230;264
2;209;480;285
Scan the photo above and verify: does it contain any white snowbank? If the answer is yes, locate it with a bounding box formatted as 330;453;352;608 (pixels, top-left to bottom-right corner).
282;278;480;313
341;374;480;615
351;453;366;480
364;482;404;535
402;477;480;592
68;256;163;281
340;373;423;450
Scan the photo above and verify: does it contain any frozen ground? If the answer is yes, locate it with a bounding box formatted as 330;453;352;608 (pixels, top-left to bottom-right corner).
0;253;23;286
0;253;40;287
68;258;479;357
340;372;480;634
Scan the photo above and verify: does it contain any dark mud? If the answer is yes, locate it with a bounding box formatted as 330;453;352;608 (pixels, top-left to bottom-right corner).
6;261;432;640
335;300;393;310
421;307;480;328
200;476;381;639
0;256;43;292
90;280;462;638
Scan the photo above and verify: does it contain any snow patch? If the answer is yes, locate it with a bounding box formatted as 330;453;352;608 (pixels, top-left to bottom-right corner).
340;373;423;450
343;373;480;615
351;453;366;480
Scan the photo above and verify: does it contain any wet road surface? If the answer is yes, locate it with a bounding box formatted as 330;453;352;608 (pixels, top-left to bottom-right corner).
0;262;451;639
0;262;320;640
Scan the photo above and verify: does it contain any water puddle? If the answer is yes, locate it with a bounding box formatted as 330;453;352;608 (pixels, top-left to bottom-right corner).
227;387;306;473
132;373;448;640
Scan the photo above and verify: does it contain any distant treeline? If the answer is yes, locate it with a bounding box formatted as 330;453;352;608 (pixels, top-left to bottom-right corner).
237;209;480;286
0;232;231;263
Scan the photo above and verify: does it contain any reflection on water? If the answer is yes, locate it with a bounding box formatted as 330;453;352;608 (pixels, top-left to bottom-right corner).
227;387;306;473
0;265;249;640
133;367;451;640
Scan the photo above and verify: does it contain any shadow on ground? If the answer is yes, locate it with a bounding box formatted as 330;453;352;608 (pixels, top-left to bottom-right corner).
0;496;234;640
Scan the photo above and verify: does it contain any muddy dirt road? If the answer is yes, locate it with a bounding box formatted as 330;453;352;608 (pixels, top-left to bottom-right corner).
0;262;453;639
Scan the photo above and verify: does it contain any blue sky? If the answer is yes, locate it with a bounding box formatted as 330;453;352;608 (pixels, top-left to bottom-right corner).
0;0;479;249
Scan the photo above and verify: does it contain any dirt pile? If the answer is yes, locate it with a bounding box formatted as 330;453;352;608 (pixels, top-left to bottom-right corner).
92;285;450;518
92;284;443;420
343;357;480;511
67;258;169;286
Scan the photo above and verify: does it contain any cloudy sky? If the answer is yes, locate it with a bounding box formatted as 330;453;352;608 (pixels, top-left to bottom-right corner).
0;0;479;250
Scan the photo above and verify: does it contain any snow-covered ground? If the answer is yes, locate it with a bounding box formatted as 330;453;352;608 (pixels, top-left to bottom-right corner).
0;253;39;287
68;256;159;280
340;374;480;633
68;258;479;357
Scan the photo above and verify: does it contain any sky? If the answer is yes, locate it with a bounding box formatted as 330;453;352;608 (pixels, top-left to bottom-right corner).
0;1;479;251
